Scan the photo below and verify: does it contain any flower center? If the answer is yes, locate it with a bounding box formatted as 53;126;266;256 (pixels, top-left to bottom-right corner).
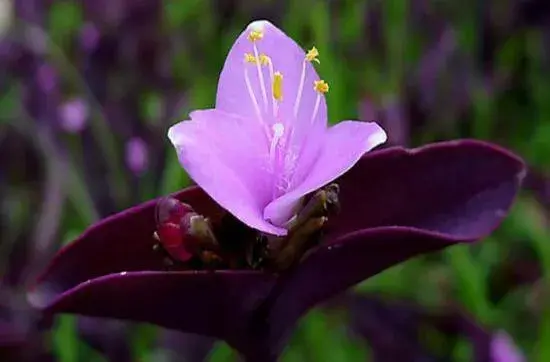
243;22;329;197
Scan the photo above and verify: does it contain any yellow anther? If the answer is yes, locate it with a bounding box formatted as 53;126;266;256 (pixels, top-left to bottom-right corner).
314;80;329;93
259;54;271;66
273;72;283;101
244;53;256;63
306;47;320;63
248;30;264;42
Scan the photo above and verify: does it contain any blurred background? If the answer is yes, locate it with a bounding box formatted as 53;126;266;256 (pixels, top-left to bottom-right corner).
0;0;549;361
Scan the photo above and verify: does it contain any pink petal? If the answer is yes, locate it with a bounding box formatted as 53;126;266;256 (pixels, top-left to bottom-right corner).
168;109;285;235
491;331;526;362
264;121;387;224
216;20;327;133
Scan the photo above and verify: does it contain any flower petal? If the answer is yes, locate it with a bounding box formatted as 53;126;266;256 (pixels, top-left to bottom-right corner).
31;186;221;302
216;20;326;131
168;109;285;235
491;331;526;362
264;121;387;225
258;139;525;358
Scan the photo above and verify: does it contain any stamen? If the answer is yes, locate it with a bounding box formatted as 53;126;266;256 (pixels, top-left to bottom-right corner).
293;61;307;118
306;47;320;63
311;95;321;124
294;46;321;118
251;44;268;110
260;54;275;88
311;79;329;123
272;71;283;118
248;30;264;42
243;63;264;124
259;54;270;66
272;71;284;118
272;72;283;101
244;53;256;63
314;79;329;93
247;29;268;110
261;54;277;117
243;54;272;141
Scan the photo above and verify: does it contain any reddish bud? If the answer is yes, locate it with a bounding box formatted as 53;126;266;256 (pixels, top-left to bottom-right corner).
155;197;195;262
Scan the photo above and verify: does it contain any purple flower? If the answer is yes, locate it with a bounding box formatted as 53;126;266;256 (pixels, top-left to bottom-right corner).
491;330;526;362
31;137;524;360
167;20;387;236
125;137;149;175
58;98;88;133
80;23;100;52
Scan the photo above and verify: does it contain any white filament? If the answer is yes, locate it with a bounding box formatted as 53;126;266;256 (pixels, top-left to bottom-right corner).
293;60;307;118
253;44;268;110
267;59;275;88
274;100;280;119
244;66;264;124
267;60;277;118
311;93;322;124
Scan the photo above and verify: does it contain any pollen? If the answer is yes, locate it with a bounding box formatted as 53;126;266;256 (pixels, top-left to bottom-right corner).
248;30;264;42
273;72;284;101
306;47;320;63
259;54;271;66
244;53;256;63
314;80;329;93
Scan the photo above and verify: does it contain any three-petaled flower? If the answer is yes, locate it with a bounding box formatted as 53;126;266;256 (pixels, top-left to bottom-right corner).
31;20;525;361
167;20;387;236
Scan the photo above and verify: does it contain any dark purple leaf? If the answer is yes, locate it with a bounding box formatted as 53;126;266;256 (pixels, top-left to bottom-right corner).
32;140;525;360
32;187;223;297
328;139;524;240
